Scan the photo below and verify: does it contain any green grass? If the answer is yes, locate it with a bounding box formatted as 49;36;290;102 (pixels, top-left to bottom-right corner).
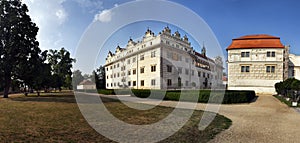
0;92;231;142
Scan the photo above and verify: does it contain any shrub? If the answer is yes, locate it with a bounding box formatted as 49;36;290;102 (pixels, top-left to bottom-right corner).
94;89;256;104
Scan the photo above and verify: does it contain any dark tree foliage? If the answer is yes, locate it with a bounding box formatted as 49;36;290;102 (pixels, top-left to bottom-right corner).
48;48;75;91
0;0;40;98
96;66;106;89
275;78;300;101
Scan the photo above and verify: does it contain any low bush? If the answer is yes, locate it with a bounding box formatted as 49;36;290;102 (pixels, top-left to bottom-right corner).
95;89;256;104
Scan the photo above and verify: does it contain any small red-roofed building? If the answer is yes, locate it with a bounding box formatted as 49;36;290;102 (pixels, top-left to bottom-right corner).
77;80;96;90
227;34;289;94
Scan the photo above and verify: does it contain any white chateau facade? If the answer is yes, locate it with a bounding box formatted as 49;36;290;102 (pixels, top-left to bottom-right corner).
289;54;300;80
105;27;224;90
227;35;290;94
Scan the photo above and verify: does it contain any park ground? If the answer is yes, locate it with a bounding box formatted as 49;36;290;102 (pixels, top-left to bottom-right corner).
0;92;231;142
2;92;300;142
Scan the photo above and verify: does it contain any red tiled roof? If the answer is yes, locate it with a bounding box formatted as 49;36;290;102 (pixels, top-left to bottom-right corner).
227;34;285;50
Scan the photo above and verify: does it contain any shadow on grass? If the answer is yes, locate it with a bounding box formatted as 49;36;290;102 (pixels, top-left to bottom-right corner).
10;93;120;104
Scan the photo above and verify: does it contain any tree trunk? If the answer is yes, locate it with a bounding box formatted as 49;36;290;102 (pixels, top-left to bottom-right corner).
3;76;11;98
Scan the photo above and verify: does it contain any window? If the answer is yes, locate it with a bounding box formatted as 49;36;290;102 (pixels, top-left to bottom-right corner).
127;59;130;64
117;63;119;68
166;41;170;45
203;72;206;77
110;66;112;69
198;71;201;77
186;81;189;86
207;74;210;78
185;69;189;75
114;65;116;69
133;81;136;86
111;74;113;78
121;66;125;71
167;65;172;72
107;76;109;79
151;79;156;86
167;79;172;86
151;51;156;58
128;70;131;75
292;70;295;77
178;67;182;74
106;67;108;71
151;65;156;72
117;73;120;77
107;83;109;87
267;51;276;57
133;57;136;62
191;70;194;76
266;66;275;73
140;54;144;60
141;80;144;86
128;81;131;86
111;83;113;87
241;52;250;57
241;66;250;73
140;67;145;74
133;69;136;75
114;83;116;87
114;74;116;78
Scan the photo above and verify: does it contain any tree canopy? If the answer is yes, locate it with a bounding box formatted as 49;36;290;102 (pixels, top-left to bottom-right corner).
0;0;40;98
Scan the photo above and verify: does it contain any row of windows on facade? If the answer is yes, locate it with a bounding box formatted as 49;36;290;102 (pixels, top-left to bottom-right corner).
241;51;276;58
107;79;202;88
240;65;276;73
167;51;214;71
115;38;190;60
107;64;214;79
162;39;190;52
107;51;157;71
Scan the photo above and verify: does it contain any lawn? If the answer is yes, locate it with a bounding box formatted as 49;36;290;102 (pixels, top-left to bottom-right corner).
0;92;231;142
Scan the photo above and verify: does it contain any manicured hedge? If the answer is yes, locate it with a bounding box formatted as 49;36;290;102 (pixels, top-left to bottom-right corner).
161;90;255;104
95;89;256;104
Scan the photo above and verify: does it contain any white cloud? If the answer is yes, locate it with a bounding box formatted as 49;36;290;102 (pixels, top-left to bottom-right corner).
94;4;118;22
23;0;68;50
94;9;113;22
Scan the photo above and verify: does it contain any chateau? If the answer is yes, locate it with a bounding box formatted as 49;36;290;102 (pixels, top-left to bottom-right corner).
227;34;290;94
104;27;224;90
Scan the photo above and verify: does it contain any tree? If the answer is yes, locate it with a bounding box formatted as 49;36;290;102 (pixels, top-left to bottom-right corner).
0;0;40;98
72;70;84;90
96;66;106;89
47;48;75;91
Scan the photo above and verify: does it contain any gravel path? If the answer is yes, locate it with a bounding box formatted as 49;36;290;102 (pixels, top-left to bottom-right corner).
109;94;300;143
83;93;300;142
207;94;300;143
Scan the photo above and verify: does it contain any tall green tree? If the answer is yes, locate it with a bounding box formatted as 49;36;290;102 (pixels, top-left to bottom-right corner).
0;0;40;98
48;48;75;91
96;66;106;89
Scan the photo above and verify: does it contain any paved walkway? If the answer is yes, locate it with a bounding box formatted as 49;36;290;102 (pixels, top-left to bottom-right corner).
96;93;300;143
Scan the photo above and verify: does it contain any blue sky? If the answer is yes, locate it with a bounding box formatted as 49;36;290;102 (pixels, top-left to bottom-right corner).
23;0;300;73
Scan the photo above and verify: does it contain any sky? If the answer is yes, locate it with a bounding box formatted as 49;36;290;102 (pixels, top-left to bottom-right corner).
22;0;300;74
